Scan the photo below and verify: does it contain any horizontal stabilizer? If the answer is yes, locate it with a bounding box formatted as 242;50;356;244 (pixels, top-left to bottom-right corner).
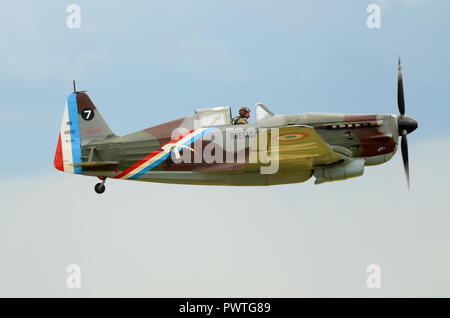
71;161;118;167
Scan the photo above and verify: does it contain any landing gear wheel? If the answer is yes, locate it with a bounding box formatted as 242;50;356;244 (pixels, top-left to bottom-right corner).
94;183;105;194
94;177;107;194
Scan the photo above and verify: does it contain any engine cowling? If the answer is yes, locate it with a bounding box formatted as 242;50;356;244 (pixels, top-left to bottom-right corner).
314;158;365;184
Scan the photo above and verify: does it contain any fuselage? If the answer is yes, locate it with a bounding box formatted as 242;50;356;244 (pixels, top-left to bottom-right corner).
78;112;399;186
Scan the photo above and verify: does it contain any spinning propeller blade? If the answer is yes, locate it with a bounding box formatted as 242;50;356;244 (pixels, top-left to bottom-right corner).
396;57;418;189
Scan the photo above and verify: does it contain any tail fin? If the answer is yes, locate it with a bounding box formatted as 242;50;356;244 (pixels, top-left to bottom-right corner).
54;91;114;173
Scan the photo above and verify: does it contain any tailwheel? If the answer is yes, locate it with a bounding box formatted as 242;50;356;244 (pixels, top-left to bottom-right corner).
94;177;106;194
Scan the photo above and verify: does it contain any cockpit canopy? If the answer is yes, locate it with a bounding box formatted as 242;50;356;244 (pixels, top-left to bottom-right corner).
195;106;232;127
194;103;275;127
255;103;274;122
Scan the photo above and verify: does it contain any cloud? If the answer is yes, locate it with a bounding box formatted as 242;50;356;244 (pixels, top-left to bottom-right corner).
0;137;449;297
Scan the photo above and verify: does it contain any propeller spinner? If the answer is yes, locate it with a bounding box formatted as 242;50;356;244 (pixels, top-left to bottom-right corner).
397;57;418;189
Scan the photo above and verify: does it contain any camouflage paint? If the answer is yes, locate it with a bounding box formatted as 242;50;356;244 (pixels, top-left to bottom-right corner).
55;92;401;186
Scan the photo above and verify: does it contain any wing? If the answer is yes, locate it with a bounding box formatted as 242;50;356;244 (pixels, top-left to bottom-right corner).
251;125;342;169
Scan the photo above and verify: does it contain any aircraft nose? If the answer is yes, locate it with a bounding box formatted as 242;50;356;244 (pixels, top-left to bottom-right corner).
398;115;418;135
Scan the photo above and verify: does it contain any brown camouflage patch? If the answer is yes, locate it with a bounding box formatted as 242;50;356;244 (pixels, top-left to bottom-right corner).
144;117;185;146
76;92;97;113
346;115;396;157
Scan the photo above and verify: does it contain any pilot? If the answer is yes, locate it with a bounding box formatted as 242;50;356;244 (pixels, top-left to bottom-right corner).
233;106;250;125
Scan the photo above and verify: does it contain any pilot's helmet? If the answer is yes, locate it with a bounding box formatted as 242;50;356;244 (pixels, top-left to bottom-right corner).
239;107;251;118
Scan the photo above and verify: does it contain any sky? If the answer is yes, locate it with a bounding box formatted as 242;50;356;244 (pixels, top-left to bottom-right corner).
0;0;449;297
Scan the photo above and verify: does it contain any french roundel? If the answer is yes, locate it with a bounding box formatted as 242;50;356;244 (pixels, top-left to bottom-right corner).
277;132;309;141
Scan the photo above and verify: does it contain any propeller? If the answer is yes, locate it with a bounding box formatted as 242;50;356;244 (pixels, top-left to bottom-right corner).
396;57;418;189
